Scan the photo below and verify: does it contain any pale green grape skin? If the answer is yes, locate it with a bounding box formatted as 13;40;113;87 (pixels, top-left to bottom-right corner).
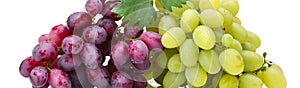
230;39;243;53
218;7;234;27
241;50;263;72
193;26;216;50
221;34;234;47
185;65;208;87
218;74;239;88
247;31;261;48
219;49;244;75
156;51;168;69
198;50;221;74
242;42;257;52
167;54;185;73
163;71;186;88
180;39;199;67
158;15;179;35
233;17;241;24
213;27;225;42
171;4;191;17
199;0;220;11
189;0;200;10
225;22;248;43
200;9;224;28
239;73;263;88
161;27;186;48
257;64;287;88
220;0;239;16
180;9;200;33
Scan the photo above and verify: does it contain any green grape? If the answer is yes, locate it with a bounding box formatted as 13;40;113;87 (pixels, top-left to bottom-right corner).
185;65;207;87
163;71;186;88
198;50;221;74
158;15;179;35
186;1;195;9
242;42;257;52
156;51;168;69
257;64;287;88
180;9;200;33
193;26;216;50
180;39;199;67
154;68;168;84
225;22;248;43
200;9;224;28
219;49;244;75
233;16;241;24
146;12;164;33
241;50;263;72
189;0;200;10
171;4;191;17
213;27;225;42
221;34;234;47
218;7;234;27
247;31;261;48
218;74;239;88
199;0;220;11
167;54;185;73
161;27;186;48
230;39;243;53
239;73;263;88
220;0;239;16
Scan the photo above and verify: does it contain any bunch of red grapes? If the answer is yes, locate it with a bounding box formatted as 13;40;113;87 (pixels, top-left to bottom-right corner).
19;0;163;88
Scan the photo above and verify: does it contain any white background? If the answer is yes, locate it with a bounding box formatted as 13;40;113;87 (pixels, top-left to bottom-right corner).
0;0;299;87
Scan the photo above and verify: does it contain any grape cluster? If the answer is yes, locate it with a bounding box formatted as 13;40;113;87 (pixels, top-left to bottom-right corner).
144;0;287;88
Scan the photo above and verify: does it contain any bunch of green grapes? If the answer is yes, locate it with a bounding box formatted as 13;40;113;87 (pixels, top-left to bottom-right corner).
145;0;287;88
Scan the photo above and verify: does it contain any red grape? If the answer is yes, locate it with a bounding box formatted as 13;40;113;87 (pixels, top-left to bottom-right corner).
110;41;129;68
97;17;117;36
32;42;58;62
49;24;70;46
86;66;110;88
132;74;147;88
67;12;92;36
139;32;163;51
38;34;50;43
102;1;121;21
19;56;44;77
80;43;102;69
61;35;84;54
85;0;103;16
48;68;71;88
83;25;108;44
123;22;143;39
29;66;48;88
58;54;81;71
111;71;133;88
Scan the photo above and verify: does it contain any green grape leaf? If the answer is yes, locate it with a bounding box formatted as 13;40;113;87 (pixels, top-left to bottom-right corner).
112;0;157;29
159;0;186;11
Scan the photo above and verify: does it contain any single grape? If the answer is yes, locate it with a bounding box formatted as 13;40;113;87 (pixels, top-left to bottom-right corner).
221;34;234;47
180;39;199;67
61;35;84;54
239;73;263;88
162;71;186;88
155;51;168;69
49;24;70;46
97;17;118;36
180;9;200;33
83;25;108;44
86;66;110;88
48;68;71;88
85;0;103;16
246;31;261;48
67;12;92;36
29;66;48;88
158;15;179;35
19;56;44;77
225;22;248;43
111;71;133;88
241;50;263;72
167;54;185;73
218;7;234;27
233;16;241;24
102;1;121;21
129;40;150;71
185;65;207;87
32;42;58;62
220;0;239;16
139;32;163;51
110;41;129;68
170;4;191;17
198;50;221;74
161;27;186;48
242;42;257;52
58;54;81;72
213;27;225;42
230;39;243;53
123;22;143;39
193;26;216;50
199;0;220;11
38;34;50;43
199;9;224;28
219;49;244;75
257;64;287;88
218;74;239;88
80;43;102;69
